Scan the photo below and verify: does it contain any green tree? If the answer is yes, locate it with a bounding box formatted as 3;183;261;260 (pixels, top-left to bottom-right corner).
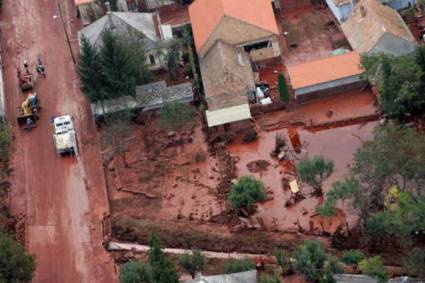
401;248;425;278
159;101;194;130
228;176;266;211
166;41;181;81
361;53;425;119
182;26;201;94
222;258;256;274
293;240;341;283
297;156;334;196
77;36;106;104
120;261;153;283
0;123;10;173
148;233;179;283
350;124;425;217
178;249;206;279
342;250;364;270
278;73;289;103
259;273;281;283
317;178;360;217
275;250;292;274
359;256;388;283
0;232;35;282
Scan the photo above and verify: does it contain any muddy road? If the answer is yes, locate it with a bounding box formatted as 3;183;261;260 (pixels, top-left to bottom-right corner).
1;0;116;282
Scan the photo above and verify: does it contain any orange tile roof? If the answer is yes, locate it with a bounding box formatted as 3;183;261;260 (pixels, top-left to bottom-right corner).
287;52;364;90
189;0;279;52
75;0;95;5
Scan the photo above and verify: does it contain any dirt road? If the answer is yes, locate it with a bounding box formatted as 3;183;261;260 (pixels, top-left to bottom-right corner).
1;0;116;282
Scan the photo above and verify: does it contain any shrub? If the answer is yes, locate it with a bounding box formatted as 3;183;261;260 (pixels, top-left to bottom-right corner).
228;176;266;210
359;256;388;283
401;248;425;277
120;261;153;283
277;73;289;103
275;250;292;274
0;232;35;282
159;101;194;130
178;249;206;279
297;156;334;195
259;273;281;283
223;258;256;274
342;250;364;269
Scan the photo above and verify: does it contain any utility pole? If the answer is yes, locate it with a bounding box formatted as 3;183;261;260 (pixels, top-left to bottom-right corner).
56;0;76;64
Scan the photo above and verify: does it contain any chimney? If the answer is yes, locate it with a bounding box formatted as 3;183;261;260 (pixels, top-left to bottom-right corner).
360;5;367;17
105;1;111;14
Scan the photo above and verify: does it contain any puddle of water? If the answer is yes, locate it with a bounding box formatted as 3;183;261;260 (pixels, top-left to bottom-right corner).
228;121;377;233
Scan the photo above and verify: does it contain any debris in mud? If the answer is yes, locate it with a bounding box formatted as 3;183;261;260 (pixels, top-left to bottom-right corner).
247;160;270;173
242;129;258;144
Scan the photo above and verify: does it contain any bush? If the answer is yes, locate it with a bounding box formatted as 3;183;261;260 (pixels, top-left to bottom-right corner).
0;232;35;282
297;156;334;195
277;73;289;103
223;258;256;274
228;176;266;210
178;249;206;279
242;130;257;143
259;273;281;283
275;250;292;274
159;101;194;130
359;256;388;283
148;233;179;283
120;261;153;283
401;248;425;278
342;250;364;269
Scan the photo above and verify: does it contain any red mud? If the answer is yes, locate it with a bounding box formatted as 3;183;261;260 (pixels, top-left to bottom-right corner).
228;121;377;234
1;0;116;282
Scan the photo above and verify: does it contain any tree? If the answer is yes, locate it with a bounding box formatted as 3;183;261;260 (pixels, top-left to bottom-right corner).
228;176;266;211
359;256;388;283
275;250;292;274
166;41;181;81
148;233;179;283
293;240;342;283
0;123;10;173
297;156;334;196
77;36;106;104
278;73;289;103
401;248;425;278
120;261;153;283
342;250;364;270
222;258;256;274
350;124;425;216
0;232;35;282
159;101;194;130
317;178;360;217
259;273;281;283
361;53;425;119
178;249;206;279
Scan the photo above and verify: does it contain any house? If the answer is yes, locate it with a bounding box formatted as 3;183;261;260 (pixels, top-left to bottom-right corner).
326;0;416;23
78;12;171;71
189;0;281;128
287;52;366;101
189;0;281;62
186;270;257;283
341;0;417;55
200;40;255;127
75;0;103;26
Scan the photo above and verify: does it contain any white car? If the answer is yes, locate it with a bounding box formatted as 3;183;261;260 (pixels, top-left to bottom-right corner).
53;115;78;156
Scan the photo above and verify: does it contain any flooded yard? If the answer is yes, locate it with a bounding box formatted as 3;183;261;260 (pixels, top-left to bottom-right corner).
229;121;378;234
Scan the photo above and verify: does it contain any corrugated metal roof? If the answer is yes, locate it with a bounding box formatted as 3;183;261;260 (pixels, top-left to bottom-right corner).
205;103;251;127
186;270;257;283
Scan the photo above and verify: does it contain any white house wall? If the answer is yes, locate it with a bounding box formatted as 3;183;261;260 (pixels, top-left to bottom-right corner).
294;75;363;96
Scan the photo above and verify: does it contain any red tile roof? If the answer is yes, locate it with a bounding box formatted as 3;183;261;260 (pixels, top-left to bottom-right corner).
189;0;279;52
287;52;364;89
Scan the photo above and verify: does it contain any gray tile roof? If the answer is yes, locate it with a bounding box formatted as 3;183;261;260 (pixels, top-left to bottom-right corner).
78;12;159;50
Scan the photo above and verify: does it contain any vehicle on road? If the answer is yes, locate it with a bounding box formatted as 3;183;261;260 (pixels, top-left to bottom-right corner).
17;67;35;91
53;115;78;156
17;93;40;130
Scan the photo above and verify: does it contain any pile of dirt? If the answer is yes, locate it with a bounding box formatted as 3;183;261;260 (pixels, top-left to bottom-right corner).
112;217;303;254
247;160;270;173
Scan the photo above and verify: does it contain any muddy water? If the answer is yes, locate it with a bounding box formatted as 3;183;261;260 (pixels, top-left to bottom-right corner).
228;122;377;234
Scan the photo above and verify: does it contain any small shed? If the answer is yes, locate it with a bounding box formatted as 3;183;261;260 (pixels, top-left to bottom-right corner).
186;270;257;283
287;52;366;101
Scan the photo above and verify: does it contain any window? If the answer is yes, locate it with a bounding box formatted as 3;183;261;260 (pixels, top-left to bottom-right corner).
243;40;271;53
149;54;156;65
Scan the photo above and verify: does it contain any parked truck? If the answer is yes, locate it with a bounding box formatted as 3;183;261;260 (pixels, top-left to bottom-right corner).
53;115;78;156
17;93;40;130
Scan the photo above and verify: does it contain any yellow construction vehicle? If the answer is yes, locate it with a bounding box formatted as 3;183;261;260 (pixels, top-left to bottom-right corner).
17;93;40;130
